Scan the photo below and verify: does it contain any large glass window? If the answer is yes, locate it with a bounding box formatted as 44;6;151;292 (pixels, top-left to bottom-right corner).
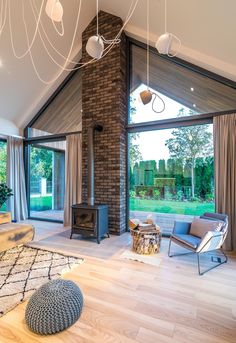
28;141;65;221
128;40;236;235
129;44;236;124
129;124;214;235
0;140;7;211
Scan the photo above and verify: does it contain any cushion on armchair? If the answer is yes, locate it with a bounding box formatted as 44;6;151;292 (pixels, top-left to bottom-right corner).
172;234;201;249
189;218;223;238
196;231;224;253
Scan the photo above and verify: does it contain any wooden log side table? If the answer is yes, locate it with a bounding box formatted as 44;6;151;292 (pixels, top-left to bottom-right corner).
130;224;161;255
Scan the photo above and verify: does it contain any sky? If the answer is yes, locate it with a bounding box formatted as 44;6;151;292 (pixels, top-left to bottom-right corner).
130;84;212;162
131;84;194;124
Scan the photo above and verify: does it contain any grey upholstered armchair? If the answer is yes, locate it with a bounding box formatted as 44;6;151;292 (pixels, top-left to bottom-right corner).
168;212;228;275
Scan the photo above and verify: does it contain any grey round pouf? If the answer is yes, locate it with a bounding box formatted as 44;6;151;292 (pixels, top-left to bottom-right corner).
25;279;84;335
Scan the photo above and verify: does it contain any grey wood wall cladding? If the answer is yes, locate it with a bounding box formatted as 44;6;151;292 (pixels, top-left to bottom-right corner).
131;45;236;114
82;11;127;235
32;70;82;134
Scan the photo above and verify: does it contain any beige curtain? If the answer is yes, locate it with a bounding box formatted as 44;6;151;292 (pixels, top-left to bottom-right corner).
214;114;236;251
7;137;28;221
63;134;82;226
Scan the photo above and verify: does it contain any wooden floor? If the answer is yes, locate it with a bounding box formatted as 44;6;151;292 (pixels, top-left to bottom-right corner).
0;221;236;342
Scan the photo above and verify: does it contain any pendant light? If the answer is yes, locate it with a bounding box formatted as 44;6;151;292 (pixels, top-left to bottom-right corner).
45;0;63;22
155;0;181;57
86;0;104;59
86;0;120;60
139;0;165;114
6;0;139;84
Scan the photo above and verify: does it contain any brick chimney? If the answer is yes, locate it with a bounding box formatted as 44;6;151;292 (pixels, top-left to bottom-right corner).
82;11;127;235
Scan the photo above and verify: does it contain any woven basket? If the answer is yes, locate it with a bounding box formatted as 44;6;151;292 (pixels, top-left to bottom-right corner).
130;225;161;255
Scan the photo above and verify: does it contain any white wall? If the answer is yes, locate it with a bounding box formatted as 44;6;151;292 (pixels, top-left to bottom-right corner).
0;118;20;137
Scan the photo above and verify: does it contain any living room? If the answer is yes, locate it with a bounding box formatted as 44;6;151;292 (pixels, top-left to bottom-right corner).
0;0;236;342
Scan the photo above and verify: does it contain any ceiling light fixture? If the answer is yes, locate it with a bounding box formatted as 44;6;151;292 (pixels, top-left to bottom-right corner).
5;0;139;84
139;0;165;114
45;0;63;22
190;87;194;91
86;0;121;59
155;0;181;57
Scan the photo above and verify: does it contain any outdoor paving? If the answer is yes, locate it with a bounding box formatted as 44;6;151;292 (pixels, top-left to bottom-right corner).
30;210;64;221
130;211;194;235
31;209;194;236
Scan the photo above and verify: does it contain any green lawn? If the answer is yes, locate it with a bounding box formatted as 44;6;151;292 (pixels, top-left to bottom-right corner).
130;198;215;216
3;196;214;216
30;196;52;211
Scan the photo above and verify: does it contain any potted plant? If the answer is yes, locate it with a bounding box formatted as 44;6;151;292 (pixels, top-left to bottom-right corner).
0;183;13;210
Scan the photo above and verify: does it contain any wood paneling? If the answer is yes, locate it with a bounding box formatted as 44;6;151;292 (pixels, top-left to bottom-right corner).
131;45;236;114
33;70;82;134
0;220;235;343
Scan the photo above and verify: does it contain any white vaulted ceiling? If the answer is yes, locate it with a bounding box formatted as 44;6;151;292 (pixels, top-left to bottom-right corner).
0;0;235;134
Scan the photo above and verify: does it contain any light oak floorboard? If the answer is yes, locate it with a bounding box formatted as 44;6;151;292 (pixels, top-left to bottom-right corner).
0;220;235;343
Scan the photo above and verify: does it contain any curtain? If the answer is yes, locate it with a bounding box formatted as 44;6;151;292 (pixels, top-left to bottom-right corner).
64;134;82;226
7;137;28;222
214;114;236;251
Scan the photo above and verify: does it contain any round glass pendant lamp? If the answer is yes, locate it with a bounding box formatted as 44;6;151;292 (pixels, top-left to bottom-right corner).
155;32;172;54
86;35;104;59
140;89;153;105
46;0;63;22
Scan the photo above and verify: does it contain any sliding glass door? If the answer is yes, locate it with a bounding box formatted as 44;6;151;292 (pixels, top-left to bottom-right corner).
28;141;65;221
0;139;7;211
128;124;214;235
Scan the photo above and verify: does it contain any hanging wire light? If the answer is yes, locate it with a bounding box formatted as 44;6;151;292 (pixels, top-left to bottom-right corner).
139;0;165;114
45;0;63;23
86;0;121;59
4;0;139;84
155;0;181;57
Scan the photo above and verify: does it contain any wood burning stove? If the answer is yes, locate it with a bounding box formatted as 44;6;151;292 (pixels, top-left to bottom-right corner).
70;204;109;244
70;124;109;243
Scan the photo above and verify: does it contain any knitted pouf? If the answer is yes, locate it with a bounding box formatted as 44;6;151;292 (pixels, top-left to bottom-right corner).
25;279;84;335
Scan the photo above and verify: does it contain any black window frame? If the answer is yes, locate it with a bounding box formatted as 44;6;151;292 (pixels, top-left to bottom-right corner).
126;37;236;232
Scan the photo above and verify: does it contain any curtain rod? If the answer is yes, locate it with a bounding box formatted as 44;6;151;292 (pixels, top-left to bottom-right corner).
24;130;82;142
0;132;25;139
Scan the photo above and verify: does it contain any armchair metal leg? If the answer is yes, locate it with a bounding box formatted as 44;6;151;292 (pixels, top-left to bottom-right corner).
169;239;227;275
168;238;195;258
168;238;172;257
197;250;228;275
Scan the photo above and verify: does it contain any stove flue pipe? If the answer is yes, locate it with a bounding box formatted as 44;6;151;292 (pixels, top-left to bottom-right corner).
87;124;103;206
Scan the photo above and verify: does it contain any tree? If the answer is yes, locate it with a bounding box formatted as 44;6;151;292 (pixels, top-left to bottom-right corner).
30;146;53;182
195;156;214;199
129;133;142;169
165;108;213;198
129;95;142;168
158;159;166;177
0;141;7;183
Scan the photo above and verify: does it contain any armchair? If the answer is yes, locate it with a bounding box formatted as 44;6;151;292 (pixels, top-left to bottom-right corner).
168;212;228;275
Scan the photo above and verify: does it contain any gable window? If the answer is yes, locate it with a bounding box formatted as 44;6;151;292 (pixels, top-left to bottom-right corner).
24;68;82;223
127;40;236;235
129;43;236;124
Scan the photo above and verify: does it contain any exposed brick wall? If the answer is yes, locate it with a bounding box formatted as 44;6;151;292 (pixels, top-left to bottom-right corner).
82;11;127;235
